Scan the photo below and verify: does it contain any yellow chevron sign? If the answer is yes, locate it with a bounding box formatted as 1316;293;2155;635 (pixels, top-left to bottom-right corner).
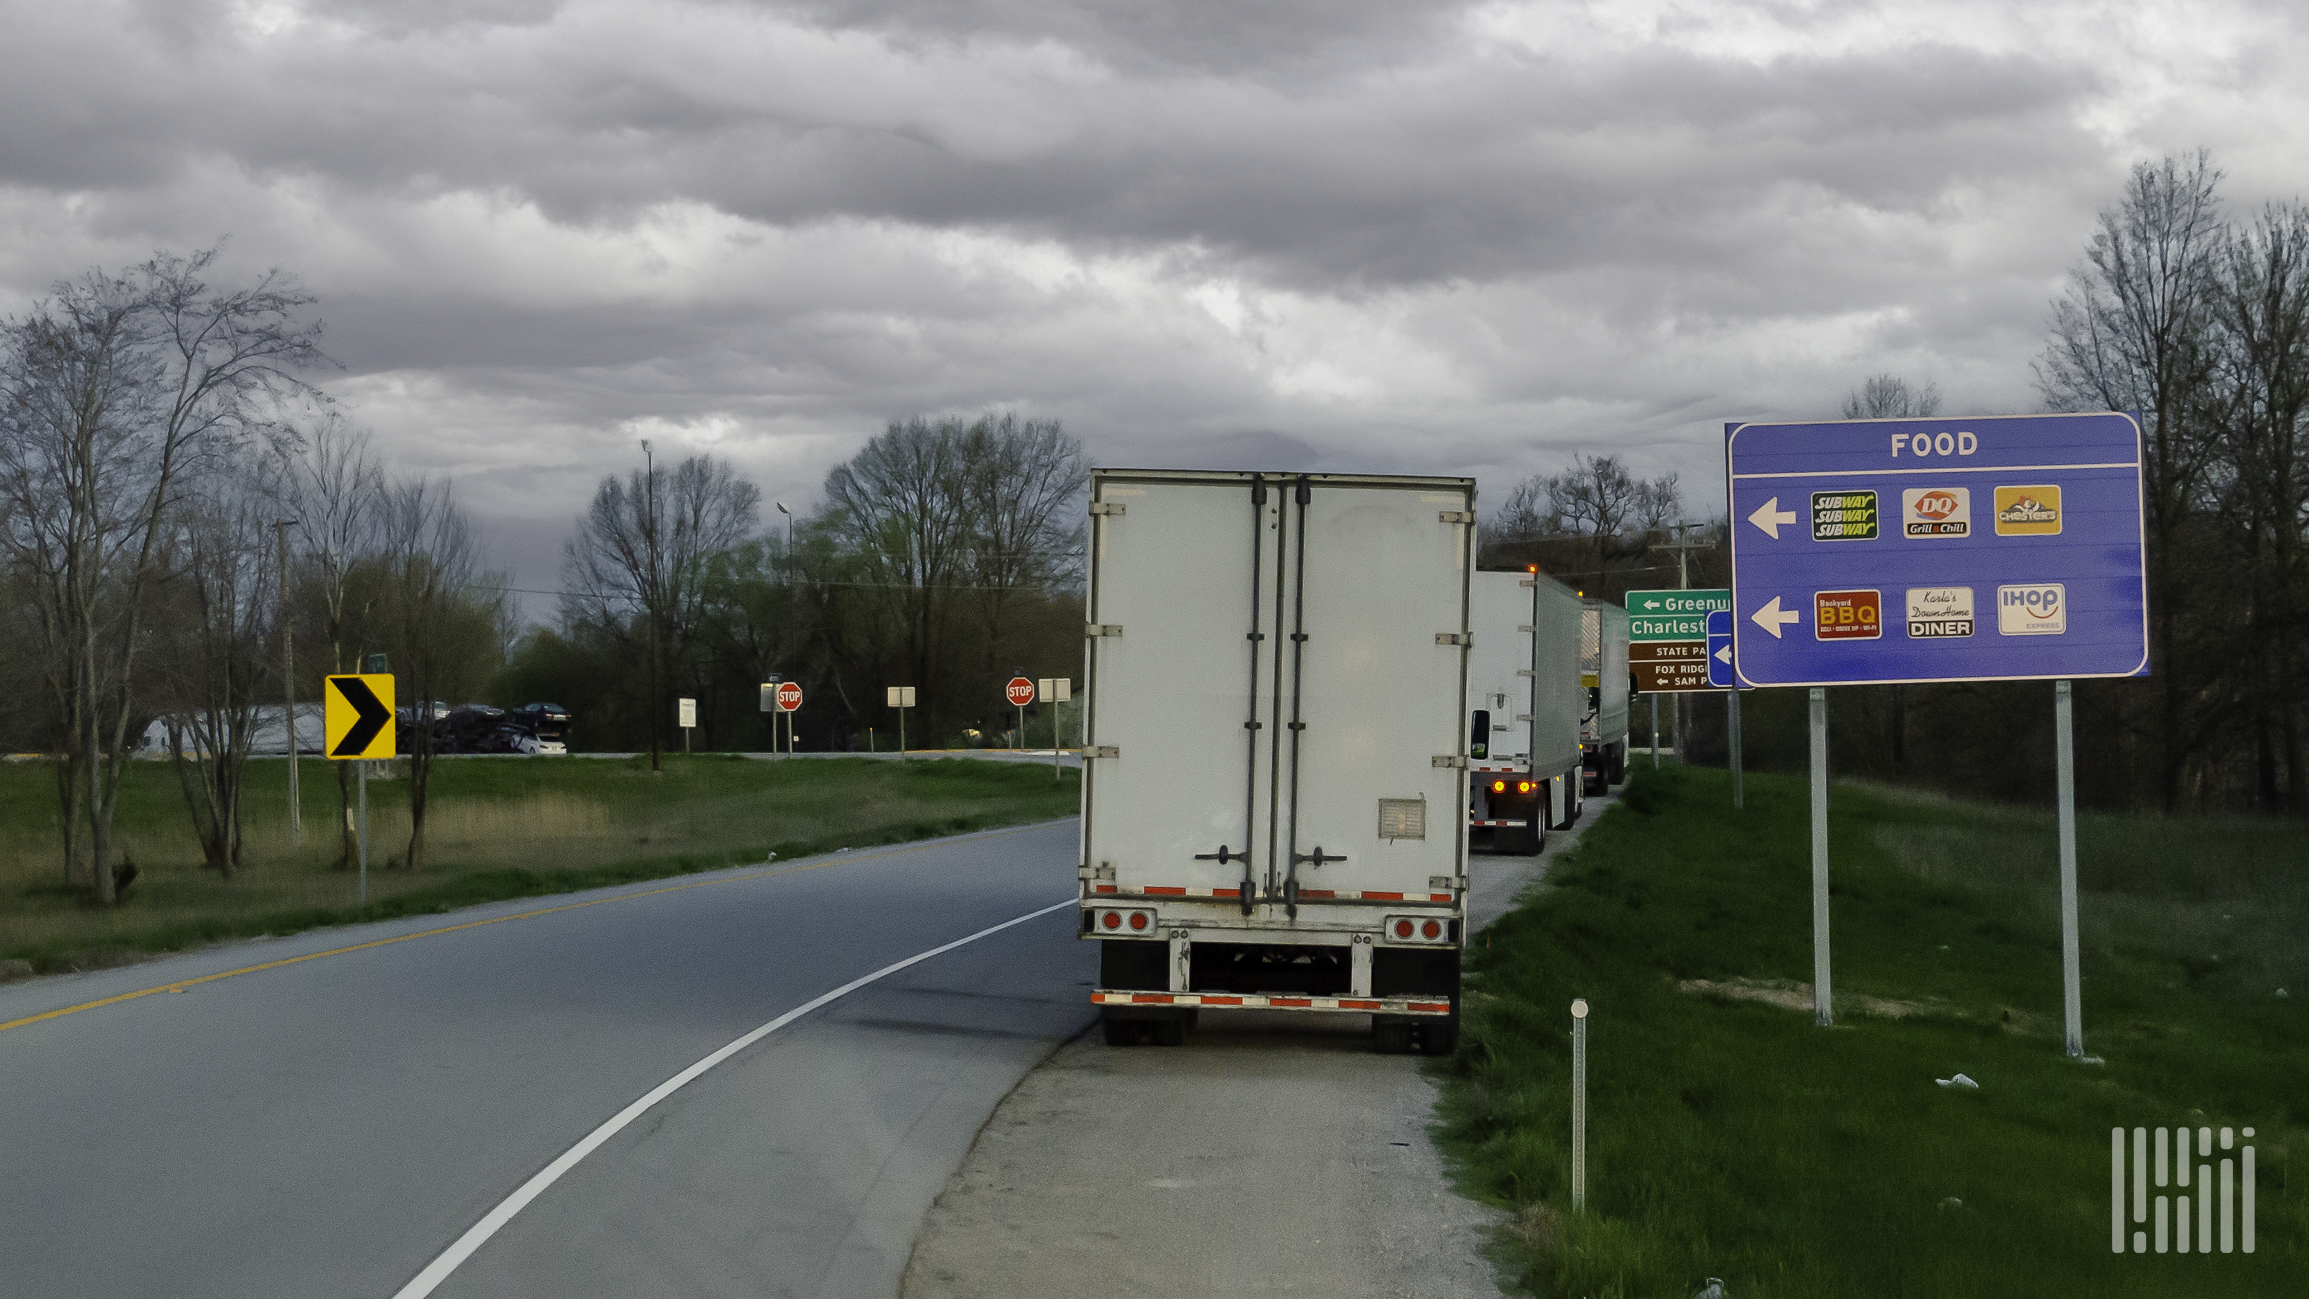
325;674;396;760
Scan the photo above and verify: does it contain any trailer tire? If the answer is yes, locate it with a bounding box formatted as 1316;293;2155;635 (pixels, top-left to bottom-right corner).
1608;744;1626;785
1101;1011;1144;1047
1151;1016;1188;1047
1372;1020;1414;1054
1418;1015;1460;1057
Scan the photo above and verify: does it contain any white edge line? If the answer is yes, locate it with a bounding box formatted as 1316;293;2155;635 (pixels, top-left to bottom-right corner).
390;897;1075;1299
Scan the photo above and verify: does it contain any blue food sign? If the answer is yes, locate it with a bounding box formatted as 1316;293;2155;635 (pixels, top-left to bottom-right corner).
1725;413;2149;687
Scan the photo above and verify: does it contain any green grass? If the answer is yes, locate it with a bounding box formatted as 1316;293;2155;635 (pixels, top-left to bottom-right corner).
1;755;1078;974
1439;760;2307;1298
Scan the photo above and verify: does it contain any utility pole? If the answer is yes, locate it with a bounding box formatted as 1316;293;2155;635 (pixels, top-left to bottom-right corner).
275;518;301;848
1657;521;1715;761
643;440;661;774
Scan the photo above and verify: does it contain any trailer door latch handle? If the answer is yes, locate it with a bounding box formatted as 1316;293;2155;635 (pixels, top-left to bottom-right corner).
1194;845;1238;864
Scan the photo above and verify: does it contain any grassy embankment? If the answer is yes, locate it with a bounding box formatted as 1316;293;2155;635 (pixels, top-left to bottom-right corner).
1;755;1078;974
1442;760;2305;1298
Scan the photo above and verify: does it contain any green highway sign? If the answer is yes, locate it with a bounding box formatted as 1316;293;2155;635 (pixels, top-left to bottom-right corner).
1626;588;1731;642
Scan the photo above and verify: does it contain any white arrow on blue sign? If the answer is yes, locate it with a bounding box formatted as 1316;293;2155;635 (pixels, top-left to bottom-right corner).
1706;609;1736;687
1725;412;2150;688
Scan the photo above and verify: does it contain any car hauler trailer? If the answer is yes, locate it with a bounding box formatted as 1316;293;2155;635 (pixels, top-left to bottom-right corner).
1466;569;1586;854
1079;469;1473;1055
1580;598;1630;795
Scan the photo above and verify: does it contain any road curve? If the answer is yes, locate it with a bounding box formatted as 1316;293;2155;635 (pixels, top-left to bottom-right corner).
0;820;1091;1299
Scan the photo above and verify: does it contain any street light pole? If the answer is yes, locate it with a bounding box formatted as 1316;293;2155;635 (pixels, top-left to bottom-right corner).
275;518;300;848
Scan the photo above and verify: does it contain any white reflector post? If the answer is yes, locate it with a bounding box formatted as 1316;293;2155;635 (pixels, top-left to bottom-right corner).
1570;997;1588;1214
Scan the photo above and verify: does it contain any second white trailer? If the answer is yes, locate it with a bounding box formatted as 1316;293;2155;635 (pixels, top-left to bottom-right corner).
1465;570;1586;853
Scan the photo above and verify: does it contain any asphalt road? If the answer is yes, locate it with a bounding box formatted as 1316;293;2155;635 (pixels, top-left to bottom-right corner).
0;820;1091;1299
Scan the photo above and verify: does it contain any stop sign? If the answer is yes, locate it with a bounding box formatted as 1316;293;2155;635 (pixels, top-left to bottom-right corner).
1005;677;1036;707
775;682;803;712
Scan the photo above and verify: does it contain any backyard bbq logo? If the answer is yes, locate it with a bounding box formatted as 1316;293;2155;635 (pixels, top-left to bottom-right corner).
1901;487;1971;537
1994;485;2063;536
2112;1125;2255;1255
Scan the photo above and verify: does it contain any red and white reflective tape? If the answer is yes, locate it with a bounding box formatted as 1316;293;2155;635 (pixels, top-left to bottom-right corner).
1086;885;1454;903
1470;762;1530;773
1468;818;1529;828
1091;990;1453;1016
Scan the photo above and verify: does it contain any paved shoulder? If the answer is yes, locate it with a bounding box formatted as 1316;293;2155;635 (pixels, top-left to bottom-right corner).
901;794;1616;1299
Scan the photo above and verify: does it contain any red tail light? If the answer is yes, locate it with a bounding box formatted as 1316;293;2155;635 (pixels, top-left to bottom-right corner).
1422;920;1442;939
1393;919;1414;939
1517;781;1533;793
1491;780;1505;793
1128;912;1150;932
1101;911;1121;930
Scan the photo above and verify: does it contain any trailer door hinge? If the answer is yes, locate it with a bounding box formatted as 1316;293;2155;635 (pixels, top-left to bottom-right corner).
1518;578;1536;588
1432;754;1466;769
1086;623;1123;638
1517;624;1535;633
1435;632;1471;647
1515;668;1534;677
1085;745;1121;759
1078;862;1116;880
1515;714;1533;722
1438;510;1476;524
1088;502;1126;516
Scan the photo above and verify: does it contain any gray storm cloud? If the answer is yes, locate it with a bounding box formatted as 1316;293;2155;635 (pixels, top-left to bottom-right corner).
2;0;2304;604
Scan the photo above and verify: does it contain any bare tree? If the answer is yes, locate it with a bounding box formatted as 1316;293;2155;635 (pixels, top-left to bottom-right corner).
376;477;503;869
1842;375;1943;419
961;415;1087;679
563;449;761;769
153;463;284;875
2207;201;2309;809
0;247;324;902
282;411;384;865
1544;453;1679;582
2038;151;2226;809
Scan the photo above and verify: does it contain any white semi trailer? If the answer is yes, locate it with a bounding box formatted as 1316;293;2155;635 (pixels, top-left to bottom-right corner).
1465;569;1586;855
1078;469;1473;1055
1580;598;1631;794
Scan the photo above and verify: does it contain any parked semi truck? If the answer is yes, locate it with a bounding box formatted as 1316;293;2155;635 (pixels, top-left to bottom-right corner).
1078;469;1473;1055
1465;569;1586;855
1580;598;1631;795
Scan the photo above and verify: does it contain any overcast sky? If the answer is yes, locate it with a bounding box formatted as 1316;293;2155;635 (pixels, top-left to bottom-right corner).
5;0;2305;610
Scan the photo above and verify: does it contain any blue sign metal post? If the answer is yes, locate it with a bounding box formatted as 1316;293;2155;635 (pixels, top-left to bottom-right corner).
1706;610;1743;808
1724;412;2148;1046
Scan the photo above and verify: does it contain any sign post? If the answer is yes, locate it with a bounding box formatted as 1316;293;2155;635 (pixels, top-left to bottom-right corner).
324;672;395;905
1706;610;1744;808
886;686;915;761
1727;412;2148;1045
774;681;802;756
1038;677;1071;778
1005;676;1036;751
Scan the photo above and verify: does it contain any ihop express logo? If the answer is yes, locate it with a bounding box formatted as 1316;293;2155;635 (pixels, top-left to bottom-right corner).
1997;583;2066;635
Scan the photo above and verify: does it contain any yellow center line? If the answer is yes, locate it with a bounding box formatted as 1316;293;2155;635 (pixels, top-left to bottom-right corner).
0;822;1062;1036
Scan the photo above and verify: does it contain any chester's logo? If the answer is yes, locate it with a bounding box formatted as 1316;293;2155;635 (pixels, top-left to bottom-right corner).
1994;485;2062;535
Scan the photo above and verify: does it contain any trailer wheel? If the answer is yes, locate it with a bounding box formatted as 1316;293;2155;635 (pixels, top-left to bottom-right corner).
1418;1014;1460;1057
1101;1011;1144;1047
1151;1016;1188;1047
1372;1021;1414;1054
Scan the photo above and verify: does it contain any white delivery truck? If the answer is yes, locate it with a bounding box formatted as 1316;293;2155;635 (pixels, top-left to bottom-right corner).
1079;469;1473;1055
1580;598;1631;794
1465;569;1586;854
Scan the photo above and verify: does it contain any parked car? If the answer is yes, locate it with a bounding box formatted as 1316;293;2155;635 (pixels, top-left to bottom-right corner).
510;703;571;746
